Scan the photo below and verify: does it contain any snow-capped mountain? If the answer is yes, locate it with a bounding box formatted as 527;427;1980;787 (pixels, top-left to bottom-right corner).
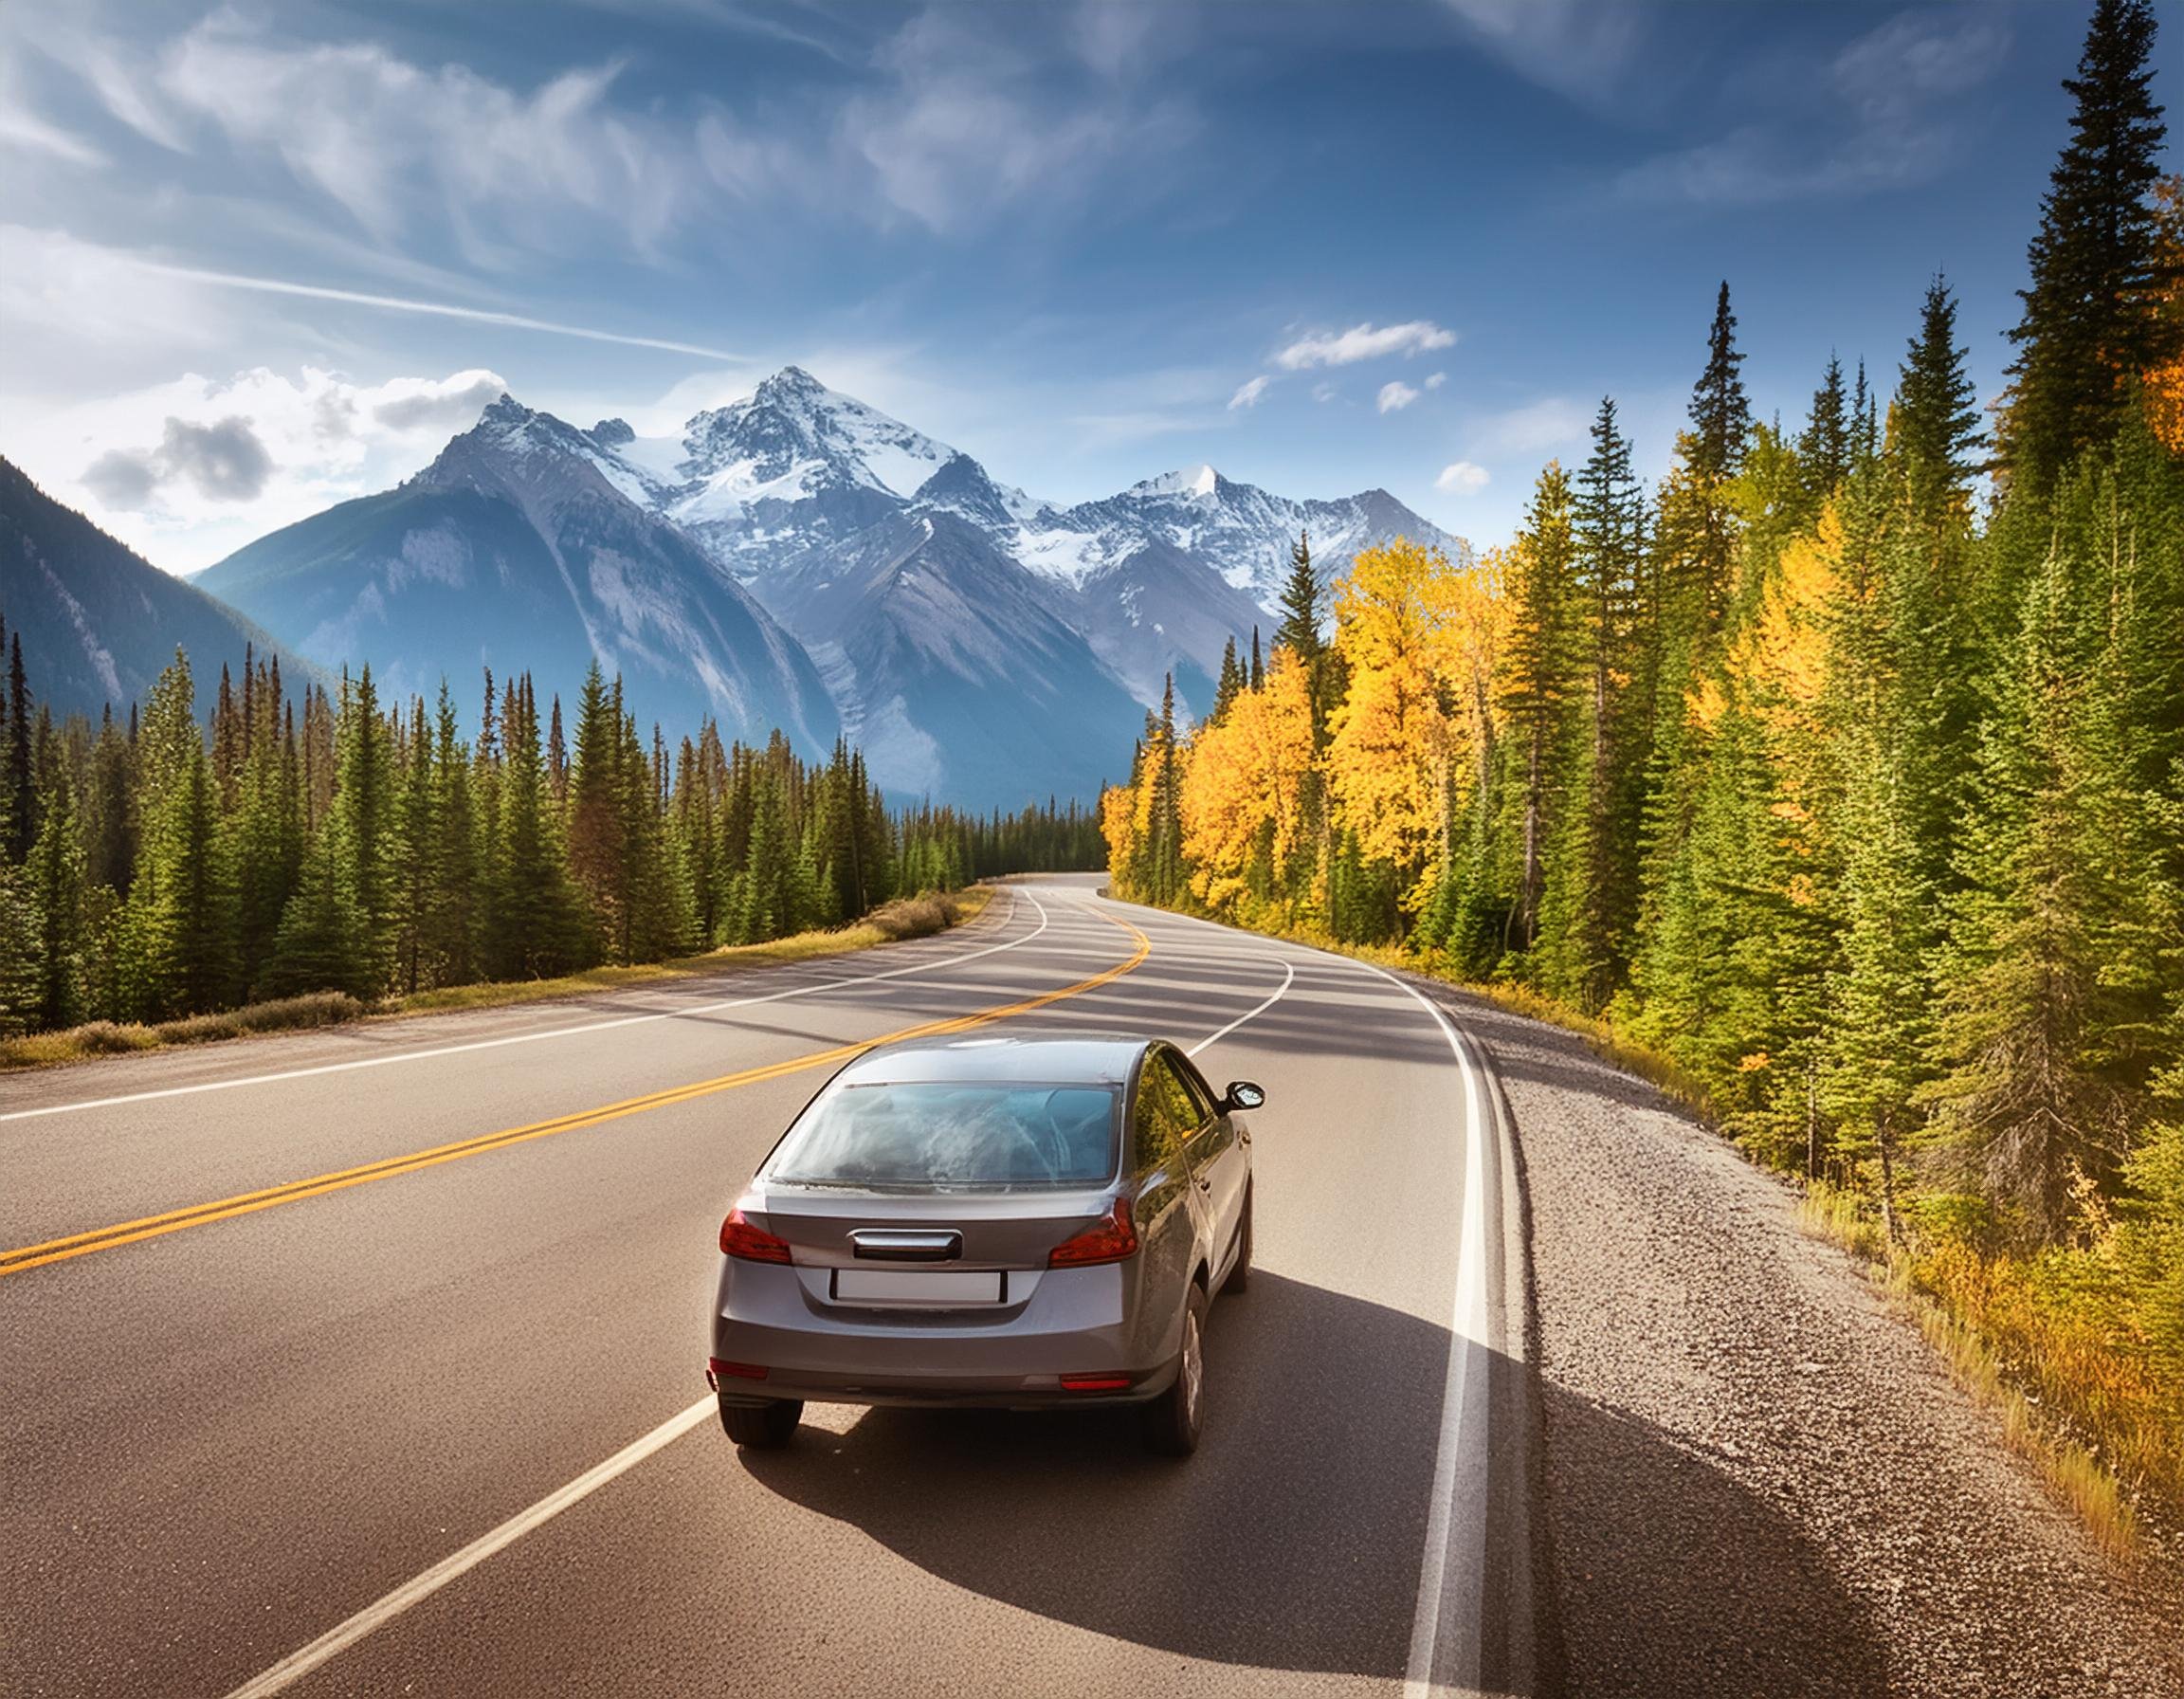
188;368;1464;807
585;367;1465;705
194;395;837;755
1017;466;1461;612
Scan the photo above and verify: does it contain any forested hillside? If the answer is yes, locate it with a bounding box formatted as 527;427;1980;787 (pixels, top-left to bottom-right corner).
0;634;1098;1034
1105;0;2184;1523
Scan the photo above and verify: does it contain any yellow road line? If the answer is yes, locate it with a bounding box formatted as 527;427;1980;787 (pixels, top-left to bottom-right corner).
0;912;1151;1281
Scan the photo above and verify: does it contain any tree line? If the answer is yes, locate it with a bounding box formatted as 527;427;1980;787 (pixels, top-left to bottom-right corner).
1105;0;2183;1495
0;646;1100;1033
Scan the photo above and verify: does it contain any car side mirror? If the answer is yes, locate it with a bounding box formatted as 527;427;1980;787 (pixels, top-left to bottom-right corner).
1224;1081;1265;1112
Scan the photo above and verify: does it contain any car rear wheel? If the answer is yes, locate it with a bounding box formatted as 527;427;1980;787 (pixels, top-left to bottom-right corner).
719;1397;803;1448
1141;1286;1208;1456
1225;1184;1253;1294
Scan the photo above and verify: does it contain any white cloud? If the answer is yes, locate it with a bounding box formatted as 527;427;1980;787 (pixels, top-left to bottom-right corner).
1436;460;1490;496
9;363;509;574
83;414;276;508
1274;320;1455;371
1425;372;1447;391
1376;380;1420;413
1228;375;1269;411
1311;382;1338;405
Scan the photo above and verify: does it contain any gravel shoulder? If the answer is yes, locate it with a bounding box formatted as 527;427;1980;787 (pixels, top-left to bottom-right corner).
1448;986;2184;1698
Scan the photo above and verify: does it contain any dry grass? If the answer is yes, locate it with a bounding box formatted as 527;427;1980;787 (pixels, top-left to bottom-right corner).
0;992;373;1070
0;887;993;1070
1798;1182;2144;1559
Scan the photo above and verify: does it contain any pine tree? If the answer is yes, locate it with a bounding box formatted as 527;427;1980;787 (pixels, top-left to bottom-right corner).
566;663;626;958
1799;353;1852;504
1690;281;1752;486
335;667;397;992
25;745;87;1028
1898;275;1987;521
1210;636;1245;722
262;814;372;999
7;632;32;861
1273;530;1322;664
1500;463;1577;952
426;685;477;986
2004;0;2175;488
1248;627;1265;690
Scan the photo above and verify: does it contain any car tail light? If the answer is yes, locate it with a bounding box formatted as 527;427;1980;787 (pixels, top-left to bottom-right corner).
719;1206;792;1264
1059;1373;1132;1392
708;1357;769;1382
1047;1197;1138;1268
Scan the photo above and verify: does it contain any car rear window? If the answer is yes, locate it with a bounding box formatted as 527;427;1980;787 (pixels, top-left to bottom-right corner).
766;1082;1120;1191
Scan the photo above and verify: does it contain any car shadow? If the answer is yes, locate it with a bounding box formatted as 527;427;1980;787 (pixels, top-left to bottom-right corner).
737;1270;1886;1693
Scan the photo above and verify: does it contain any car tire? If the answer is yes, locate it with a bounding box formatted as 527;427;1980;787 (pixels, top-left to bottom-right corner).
1225;1184;1253;1294
1141;1286;1208;1456
719;1397;803;1448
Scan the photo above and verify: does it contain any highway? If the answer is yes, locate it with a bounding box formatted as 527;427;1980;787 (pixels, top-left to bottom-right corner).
2;875;1540;1698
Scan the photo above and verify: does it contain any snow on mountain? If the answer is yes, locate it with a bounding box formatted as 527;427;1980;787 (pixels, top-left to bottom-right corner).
186;366;1468;808
195;393;838;756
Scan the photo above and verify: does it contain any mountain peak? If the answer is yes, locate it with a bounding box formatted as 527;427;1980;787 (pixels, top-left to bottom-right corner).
1131;464;1221;500
754;365;826;404
478;392;532;428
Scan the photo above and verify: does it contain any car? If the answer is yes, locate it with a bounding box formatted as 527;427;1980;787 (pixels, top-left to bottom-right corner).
707;1032;1264;1456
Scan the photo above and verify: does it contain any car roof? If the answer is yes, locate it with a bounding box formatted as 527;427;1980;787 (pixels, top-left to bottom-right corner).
836;1031;1158;1087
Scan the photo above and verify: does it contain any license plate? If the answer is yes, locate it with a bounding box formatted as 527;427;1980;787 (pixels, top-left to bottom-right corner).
832;1269;1006;1306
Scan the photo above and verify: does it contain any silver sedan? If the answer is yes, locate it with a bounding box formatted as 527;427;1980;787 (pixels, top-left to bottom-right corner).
708;1032;1262;1456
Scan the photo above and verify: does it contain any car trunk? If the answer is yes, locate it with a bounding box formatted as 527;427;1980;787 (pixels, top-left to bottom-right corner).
751;1183;1118;1271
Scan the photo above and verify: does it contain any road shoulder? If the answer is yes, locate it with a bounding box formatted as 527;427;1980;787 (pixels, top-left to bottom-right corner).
1452;988;2184;1698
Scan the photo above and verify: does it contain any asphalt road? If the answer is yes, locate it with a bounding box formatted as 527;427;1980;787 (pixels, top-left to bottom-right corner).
1;876;1541;1698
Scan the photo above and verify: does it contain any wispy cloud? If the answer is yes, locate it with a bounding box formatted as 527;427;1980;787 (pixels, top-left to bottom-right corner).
1376;380;1420;413
1618;8;2011;207
1475;395;1590;455
135;262;743;358
1274;320;1455;371
1438;0;1647;107
1228;375;1269;411
1436;460;1489;495
1425;372;1447;391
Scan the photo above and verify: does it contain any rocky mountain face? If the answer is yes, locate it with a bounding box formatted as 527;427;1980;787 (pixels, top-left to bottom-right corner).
193;396;838;755
0;457;321;722
172;368;1461;807
600;367;1465;718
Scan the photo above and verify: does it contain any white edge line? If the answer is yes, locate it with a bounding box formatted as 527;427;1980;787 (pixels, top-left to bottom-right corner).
219;1398;718;1699
2;889;1051;1125
1184;959;1296;1058
1356;962;1491;1699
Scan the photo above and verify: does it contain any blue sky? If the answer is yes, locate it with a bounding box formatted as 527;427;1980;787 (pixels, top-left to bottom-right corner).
0;0;2128;572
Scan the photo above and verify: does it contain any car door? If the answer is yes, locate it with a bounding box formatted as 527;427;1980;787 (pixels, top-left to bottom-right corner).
1174;1050;1247;1268
1129;1050;1205;1315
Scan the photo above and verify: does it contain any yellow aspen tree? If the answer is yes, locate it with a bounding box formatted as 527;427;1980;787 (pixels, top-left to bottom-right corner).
1326;539;1471;904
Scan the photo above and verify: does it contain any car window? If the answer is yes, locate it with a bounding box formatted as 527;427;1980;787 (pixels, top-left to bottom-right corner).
767;1082;1119;1190
1133;1051;1203;1173
1173;1054;1222;1125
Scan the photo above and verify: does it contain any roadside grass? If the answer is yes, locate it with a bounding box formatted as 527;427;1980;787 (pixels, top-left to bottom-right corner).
1798;1185;2142;1560
1124;891;2164;1562
0;887;992;1072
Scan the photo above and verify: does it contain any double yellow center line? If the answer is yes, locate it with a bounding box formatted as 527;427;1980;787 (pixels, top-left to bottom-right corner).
0;913;1151;1281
